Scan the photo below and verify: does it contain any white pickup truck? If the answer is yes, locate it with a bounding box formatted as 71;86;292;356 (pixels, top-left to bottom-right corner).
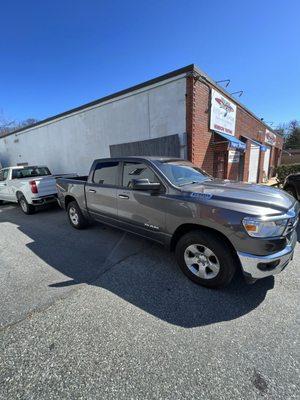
0;165;75;214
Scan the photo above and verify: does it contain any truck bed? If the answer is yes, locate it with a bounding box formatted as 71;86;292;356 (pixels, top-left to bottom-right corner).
56;176;89;210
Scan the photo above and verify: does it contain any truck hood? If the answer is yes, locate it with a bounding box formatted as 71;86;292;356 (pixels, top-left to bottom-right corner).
183;179;296;214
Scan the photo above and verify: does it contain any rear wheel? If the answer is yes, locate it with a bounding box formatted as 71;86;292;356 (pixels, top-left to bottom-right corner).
175;230;237;288
67;201;88;229
18;195;35;215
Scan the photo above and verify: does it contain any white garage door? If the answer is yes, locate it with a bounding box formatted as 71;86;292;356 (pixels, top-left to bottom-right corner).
263;146;271;180
248;144;260;183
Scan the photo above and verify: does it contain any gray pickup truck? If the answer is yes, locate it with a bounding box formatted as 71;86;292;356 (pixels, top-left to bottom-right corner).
56;157;299;289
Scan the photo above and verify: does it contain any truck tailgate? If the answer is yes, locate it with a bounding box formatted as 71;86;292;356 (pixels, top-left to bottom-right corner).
33;177;57;197
25;174;77;198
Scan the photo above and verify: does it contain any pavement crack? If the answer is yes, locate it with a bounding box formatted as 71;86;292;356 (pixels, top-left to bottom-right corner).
87;233;150;285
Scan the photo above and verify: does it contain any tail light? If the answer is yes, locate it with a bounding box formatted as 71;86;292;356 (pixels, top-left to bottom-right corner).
29;180;38;194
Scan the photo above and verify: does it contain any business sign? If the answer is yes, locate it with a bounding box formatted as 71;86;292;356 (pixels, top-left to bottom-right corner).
228;149;240;163
265;129;276;146
210;89;237;136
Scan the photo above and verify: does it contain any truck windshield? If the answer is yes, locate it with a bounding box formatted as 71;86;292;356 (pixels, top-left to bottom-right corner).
12;167;51;179
157;160;212;187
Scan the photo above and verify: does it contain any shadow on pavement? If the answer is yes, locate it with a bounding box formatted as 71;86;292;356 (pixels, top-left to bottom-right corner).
0;205;275;328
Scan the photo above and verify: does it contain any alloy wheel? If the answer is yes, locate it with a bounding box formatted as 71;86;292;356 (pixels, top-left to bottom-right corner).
20;199;27;213
69;206;79;225
184;244;220;280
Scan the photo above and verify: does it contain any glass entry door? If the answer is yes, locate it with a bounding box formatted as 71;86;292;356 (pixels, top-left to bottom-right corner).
213;152;228;179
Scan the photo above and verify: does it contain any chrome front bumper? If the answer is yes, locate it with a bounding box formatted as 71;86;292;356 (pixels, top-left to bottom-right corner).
237;230;297;279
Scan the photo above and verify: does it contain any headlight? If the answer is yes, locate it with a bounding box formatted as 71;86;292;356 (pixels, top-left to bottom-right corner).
242;217;288;238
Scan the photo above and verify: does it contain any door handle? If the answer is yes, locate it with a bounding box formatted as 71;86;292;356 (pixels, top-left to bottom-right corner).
88;189;96;193
118;194;129;199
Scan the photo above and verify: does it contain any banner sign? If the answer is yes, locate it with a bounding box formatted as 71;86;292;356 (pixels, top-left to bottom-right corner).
265;129;276;146
228;149;240;163
210;89;237;136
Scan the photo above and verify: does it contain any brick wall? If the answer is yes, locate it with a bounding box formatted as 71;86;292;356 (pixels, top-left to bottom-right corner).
186;75;215;175
186;75;283;182
281;150;300;165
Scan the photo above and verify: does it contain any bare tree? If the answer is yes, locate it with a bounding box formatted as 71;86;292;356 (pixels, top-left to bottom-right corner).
0;112;38;137
284;120;300;149
0;112;15;136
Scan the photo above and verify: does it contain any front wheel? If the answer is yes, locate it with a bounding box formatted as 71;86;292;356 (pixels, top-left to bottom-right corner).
67;201;88;229
19;195;35;215
175;230;237;288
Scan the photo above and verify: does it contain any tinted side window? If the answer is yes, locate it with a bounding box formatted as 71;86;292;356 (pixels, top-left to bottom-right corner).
93;162;119;185
122;162;159;188
3;170;9;180
12;167;51;179
0;169;9;181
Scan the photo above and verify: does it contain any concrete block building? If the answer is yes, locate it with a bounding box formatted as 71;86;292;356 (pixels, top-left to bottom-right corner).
0;64;283;182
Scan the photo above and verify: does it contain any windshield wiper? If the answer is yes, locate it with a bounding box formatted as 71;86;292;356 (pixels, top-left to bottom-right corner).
179;178;213;187
178;180;203;187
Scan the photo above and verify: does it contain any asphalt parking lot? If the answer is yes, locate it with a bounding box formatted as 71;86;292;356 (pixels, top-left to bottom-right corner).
0;203;299;400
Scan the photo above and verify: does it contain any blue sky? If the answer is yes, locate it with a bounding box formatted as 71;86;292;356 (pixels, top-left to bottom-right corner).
0;0;299;127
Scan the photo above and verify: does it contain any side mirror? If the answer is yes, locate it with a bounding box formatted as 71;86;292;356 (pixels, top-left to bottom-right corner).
130;178;161;191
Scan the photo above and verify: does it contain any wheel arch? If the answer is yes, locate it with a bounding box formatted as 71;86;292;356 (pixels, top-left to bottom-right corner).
170;223;237;257
64;195;77;209
15;190;24;201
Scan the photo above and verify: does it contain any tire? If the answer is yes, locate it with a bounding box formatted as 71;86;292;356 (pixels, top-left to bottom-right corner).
67;201;88;229
18;195;35;215
285;186;297;199
175;230;237;289
0;200;4;205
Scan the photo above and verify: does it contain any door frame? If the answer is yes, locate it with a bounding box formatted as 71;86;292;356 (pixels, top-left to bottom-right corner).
116;160;167;243
263;145;271;181
0;169;10;200
248;143;260;183
213;151;228;179
85;160;122;223
117;159;167;191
